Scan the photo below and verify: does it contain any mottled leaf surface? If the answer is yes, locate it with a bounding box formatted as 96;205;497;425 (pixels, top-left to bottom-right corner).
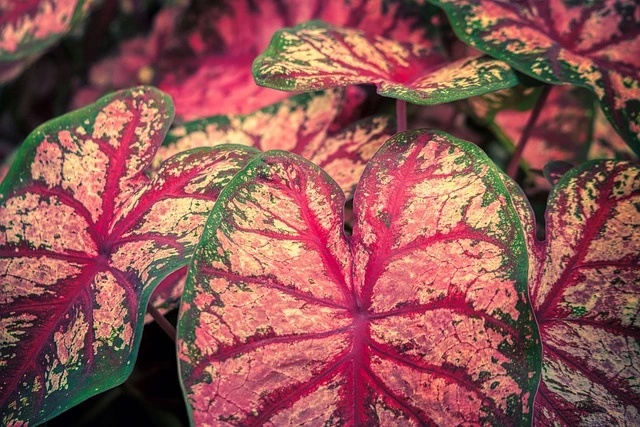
0;87;259;425
178;130;540;425
254;21;519;105
161;89;394;198
506;160;640;425
428;0;640;153
74;0;438;121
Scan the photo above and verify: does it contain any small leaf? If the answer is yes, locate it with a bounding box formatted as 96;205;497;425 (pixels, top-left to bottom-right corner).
74;0;438;120
543;161;574;186
0;87;259;425
178;130;540;425
428;0;640;153
253;21;519;105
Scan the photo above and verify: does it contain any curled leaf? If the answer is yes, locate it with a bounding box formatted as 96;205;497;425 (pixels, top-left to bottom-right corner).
428;0;640;153
0;87;259;425
253;21;519;105
178;130;540;425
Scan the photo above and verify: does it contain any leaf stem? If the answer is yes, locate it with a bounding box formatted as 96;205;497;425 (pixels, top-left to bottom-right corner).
506;85;552;179
146;303;177;342
396;99;407;132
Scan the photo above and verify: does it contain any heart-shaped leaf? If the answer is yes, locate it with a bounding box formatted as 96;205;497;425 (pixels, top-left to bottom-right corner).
253;21;519;105
73;0;443;120
0;87;259;425
522;161;640;425
178;130;540;425
428;0;640;153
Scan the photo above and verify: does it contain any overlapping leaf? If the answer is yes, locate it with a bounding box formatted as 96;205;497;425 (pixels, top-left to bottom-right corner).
253;21;519;105
428;0;640;153
144;89;393;318
160;89;395;197
73;0;442;120
178;130;540;425
503;160;640;424
0;87;259;425
0;0;93;83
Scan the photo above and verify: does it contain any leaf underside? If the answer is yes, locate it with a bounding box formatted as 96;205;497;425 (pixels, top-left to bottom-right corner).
428;0;640;154
0;87;259;425
178;130;540;425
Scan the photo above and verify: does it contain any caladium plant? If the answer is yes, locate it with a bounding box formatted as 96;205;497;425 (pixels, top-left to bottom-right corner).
253;21;519;107
147;88;394;318
73;0;440;122
1;0;639;425
503;160;640;425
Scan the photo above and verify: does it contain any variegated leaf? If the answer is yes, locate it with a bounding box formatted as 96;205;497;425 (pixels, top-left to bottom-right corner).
178;130;540;425
253;21;519;105
531;161;640;425
502;159;640;425
145;89;392;318
161;89;394;198
0;87;259;425
428;0;640;153
0;0;94;83
73;0;443;120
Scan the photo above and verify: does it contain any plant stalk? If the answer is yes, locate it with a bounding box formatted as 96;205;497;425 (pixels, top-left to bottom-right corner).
396;99;407;132
506;85;552;179
147;303;177;342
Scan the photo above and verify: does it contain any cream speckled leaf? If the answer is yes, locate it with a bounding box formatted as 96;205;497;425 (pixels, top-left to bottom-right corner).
504;160;640;425
0;0;94;84
253;21;519;105
428;0;640;154
178;130;540;425
0;87;259;425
